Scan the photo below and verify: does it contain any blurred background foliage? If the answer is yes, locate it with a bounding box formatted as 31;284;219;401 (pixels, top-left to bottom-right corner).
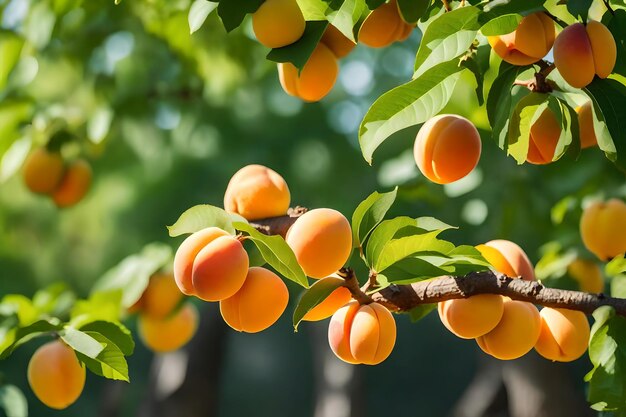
0;0;625;416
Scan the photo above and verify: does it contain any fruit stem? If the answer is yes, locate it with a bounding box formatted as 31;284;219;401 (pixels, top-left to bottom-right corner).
545;12;568;28
337;267;374;305
442;0;451;12
602;0;615;15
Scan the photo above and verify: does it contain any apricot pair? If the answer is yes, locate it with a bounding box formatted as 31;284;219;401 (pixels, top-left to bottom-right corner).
279;43;339;102
328;301;396;365
174;227;249;300
580;199;626;260
554;21;616;88
252;0;305;49
413;114;481;184
224;164;291;220
359;0;413;48
22;148;93;207
488;12;555;66
28;340;86;409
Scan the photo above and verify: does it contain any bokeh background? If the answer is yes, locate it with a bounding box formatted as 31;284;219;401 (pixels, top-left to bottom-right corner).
0;0;623;416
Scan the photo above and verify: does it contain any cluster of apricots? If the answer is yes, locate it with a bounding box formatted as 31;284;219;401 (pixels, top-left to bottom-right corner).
252;0;413;102
580;198;626;261
22;147;92;208
439;239;591;362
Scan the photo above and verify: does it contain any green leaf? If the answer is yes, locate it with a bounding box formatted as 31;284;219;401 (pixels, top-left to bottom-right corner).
366;217;419;266
610;275;626;299
32;283;75;318
506;93;549;164
607;257;626;277
397;0;429;24
351;188;397;250
233;222;309;287
189;0;219;34
481;0;545;16
406;304;436;322
415;216;456;232
479;13;521;36
168;204;236;237
0;295;37;325
217;0;264;32
71;290;123;323
365;0;385;10
359;60;466;164
461;54;484;106
326;0;366;41
78;320;134;356
566;0;591;21
266;20;328;69
486;62;527;147
608;10;626;77
61;328;105;359
413;6;481;76
297;0;329;20
292;276;346;330
378;257;452;283
0;135;30;183
374;230;455;272
77;331;129;382
0;385;27;417
0;319;63;360
0;32;25;91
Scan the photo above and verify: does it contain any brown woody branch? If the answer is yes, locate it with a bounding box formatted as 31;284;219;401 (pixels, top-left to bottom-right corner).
248;207;307;238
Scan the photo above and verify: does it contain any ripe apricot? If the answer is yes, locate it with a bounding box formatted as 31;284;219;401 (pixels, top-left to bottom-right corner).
28;340;85;410
413;114;481;184
220;267;289;333
278;43;338;102
524;107;561;165
138;303;198;353
328;301;396;365
534;307;590;362
580;199;626;260
192;234;249;301
358;0;406;48
285;208;352;279
438;294;504;339
476;298;541;360
553;21;616;88
224;164;290;220
567;258;604;293
303;285;352;322
52;159;92;208
577;101;598;149
487;12;555;66
22;148;64;194
252;0;305;49
476;239;535;281
321;25;356;58
141;273;183;319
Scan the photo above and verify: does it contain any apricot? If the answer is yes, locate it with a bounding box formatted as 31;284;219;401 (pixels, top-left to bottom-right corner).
567;258;604;293
576;101;598;149
476;239;535;281
328;301;396;365
524;107;561;165
476;298;541;360
220;267;289;333
534;307;590;362
321;25;356;58
580;199;626;260
252;0;305;49
22;148;64;194
224;164;290;220
553;21;616;88
141;273;184;319
438;294;504;339
278;43;338;102
358;0;405;48
52;159;92;208
138;303;198;353
487;12;555;66
303;285;352;322
28;340;85;410
413;114;482;184
285;208;353;279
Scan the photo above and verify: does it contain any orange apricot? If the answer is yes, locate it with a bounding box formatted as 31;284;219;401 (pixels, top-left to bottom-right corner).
223;164;290;220
220;267;289;333
278;43;339;102
576;101;598;149
252;0;305;49
358;0;405;48
476;298;541;360
22;148;64;194
567;258;604;293
138;303;198;353
328;301;396;365
28;340;86;410
192;234;249;301
477;239;535;281
303;285;352;322
534;307;590;362
52;159;92;208
285;208;353;279
553;21;616;88
141;273;184;319
487;12;555;66
580;199;626;260
413;114;482;184
438;294;504;339
525;107;561;165
321;25;356;58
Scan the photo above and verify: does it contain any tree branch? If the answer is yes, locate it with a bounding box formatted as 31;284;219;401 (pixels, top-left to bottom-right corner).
248;207;307;238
